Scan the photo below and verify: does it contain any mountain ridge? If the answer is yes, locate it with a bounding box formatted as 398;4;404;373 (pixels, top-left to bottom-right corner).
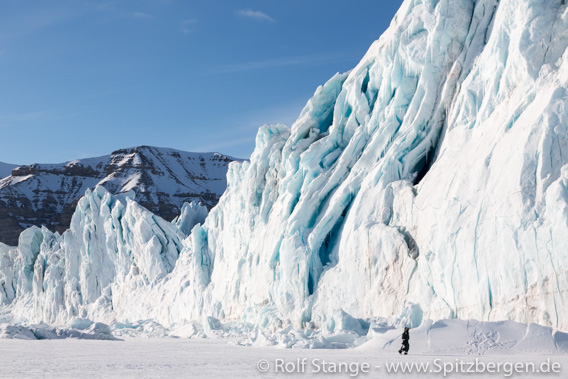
0;145;242;245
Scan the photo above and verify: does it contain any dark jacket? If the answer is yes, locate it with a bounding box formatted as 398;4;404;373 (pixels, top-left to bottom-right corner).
402;330;409;341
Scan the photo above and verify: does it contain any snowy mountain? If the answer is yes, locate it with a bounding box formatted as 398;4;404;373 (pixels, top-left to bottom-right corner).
0;162;17;179
2;0;568;336
0;146;240;245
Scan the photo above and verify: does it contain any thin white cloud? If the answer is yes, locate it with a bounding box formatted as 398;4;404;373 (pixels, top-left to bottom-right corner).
133;12;153;20
204;53;347;75
236;9;275;23
181;18;198;34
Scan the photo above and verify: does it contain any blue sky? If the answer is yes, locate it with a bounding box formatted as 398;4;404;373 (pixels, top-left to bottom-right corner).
0;0;403;164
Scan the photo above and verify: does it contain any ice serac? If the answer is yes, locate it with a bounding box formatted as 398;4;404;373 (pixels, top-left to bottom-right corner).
184;0;568;330
172;202;208;236
0;187;185;324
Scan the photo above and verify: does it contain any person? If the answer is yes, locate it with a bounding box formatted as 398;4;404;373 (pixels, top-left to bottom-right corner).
398;327;410;355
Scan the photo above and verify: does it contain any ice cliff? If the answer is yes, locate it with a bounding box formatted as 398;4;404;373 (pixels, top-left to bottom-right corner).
0;187;186;324
2;0;568;333
185;0;568;330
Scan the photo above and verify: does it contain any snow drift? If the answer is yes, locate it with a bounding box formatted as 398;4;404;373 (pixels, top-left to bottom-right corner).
2;0;568;337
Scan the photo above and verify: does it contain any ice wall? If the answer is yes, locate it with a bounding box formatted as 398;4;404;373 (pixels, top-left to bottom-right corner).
185;0;568;329
0;187;185;324
2;0;568;332
172;202;209;236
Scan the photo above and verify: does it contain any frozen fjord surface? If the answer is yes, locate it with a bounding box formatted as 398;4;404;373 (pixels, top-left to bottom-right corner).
2;0;568;337
1;320;568;379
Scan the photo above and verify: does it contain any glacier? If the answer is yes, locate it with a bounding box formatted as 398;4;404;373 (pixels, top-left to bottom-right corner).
0;187;185;324
2;0;568;338
182;0;568;330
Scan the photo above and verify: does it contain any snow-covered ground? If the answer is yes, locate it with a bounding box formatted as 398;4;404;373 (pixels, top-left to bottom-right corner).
1;318;567;378
1;336;566;378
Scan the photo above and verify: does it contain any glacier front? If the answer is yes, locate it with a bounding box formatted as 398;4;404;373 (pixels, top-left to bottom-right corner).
2;0;568;334
181;0;568;330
